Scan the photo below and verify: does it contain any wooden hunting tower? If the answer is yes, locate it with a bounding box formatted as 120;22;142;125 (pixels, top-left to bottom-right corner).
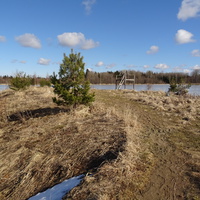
115;71;135;89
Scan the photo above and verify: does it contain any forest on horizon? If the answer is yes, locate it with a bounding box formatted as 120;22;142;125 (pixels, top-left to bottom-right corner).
0;69;200;85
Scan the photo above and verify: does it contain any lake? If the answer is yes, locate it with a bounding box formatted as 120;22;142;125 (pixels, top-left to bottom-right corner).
0;84;199;96
0;85;9;91
91;84;200;96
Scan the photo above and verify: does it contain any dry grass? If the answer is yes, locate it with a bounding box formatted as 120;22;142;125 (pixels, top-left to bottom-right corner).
1;88;199;199
65;93;153;200
0;87;134;200
124;90;200;122
0;86;55;125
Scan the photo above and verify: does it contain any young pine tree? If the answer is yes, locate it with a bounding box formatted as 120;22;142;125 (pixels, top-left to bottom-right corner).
9;71;31;91
51;50;95;108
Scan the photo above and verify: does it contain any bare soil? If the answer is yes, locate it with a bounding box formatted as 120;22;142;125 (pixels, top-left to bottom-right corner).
0;88;200;200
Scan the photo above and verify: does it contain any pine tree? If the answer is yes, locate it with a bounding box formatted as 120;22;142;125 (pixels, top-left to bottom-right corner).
9;71;31;91
51;50;95;108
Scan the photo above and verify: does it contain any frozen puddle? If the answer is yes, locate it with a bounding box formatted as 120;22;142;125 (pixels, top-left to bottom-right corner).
28;174;84;200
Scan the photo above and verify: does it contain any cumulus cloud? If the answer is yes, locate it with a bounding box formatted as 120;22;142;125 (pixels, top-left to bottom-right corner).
183;69;191;73
81;39;99;49
193;64;200;70
15;33;41;48
37;58;50;65
82;0;96;14
146;45;159;54
191;49;200;57
173;66;191;73
106;63;116;69
178;0;200;21
57;32;99;50
0;36;6;42
154;63;169;70
95;61;104;67
175;29;196;44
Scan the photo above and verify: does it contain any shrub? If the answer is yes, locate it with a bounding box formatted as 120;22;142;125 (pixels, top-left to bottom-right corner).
168;77;191;95
39;79;51;87
9;72;31;91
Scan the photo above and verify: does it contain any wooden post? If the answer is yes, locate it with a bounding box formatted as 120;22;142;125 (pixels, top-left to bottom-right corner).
133;74;135;90
124;71;126;89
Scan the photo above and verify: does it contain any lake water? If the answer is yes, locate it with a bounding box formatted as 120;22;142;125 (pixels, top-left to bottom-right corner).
91;84;200;96
0;85;9;91
0;84;199;96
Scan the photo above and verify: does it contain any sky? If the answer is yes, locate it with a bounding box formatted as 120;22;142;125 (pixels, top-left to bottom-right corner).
0;0;200;77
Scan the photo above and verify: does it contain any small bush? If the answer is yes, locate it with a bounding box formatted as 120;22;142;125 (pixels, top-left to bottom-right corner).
39;79;51;87
9;72;31;91
168;77;191;95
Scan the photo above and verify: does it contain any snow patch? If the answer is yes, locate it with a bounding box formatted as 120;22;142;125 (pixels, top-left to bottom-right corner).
28;175;84;200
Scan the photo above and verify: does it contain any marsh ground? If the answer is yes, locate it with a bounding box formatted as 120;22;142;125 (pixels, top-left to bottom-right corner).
0;87;200;200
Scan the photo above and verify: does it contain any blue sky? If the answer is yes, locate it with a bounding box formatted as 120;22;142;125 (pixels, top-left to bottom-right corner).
0;0;200;77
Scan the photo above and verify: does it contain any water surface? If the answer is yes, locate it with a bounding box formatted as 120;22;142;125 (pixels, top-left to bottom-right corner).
0;84;199;96
91;84;200;96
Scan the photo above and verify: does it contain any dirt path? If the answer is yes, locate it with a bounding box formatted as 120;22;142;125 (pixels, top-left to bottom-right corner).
95;90;199;200
135;117;191;200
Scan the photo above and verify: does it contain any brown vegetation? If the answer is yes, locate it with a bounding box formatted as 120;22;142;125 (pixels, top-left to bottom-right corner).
0;87;200;199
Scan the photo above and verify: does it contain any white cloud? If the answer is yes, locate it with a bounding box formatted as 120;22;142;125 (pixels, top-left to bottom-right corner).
154;63;169;70
95;61;104;67
15;33;41;48
173;66;191;73
57;32;99;50
146;45;159;54
193;64;200;70
11;59;26;64
82;0;96;14
175;29;196;44
191;49;200;57
178;0;200;21
183;69;191;73
81;39;99;49
38;58;50;65
144;65;150;68
106;63;116;69
0;36;6;42
58;32;83;47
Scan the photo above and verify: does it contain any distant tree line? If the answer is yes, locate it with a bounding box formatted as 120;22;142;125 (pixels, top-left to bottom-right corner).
0;74;51;85
1;69;200;85
85;69;200;84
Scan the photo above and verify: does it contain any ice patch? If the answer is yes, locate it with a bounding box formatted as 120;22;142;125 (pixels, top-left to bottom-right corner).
28;174;84;200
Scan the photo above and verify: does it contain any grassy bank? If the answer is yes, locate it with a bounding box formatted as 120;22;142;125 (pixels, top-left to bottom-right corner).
0;87;200;199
